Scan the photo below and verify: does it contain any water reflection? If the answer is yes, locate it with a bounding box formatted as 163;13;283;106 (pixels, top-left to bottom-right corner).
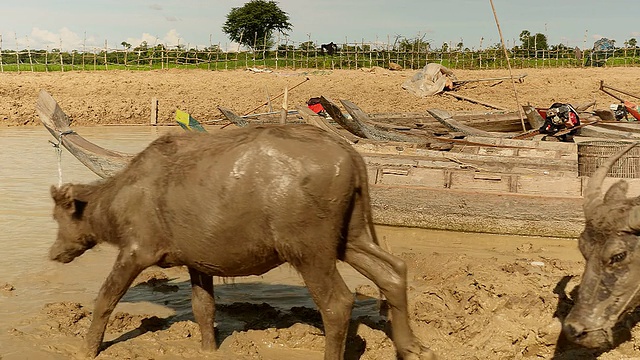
0;126;172;279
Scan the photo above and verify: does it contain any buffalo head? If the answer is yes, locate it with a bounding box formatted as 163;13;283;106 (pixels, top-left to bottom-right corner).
49;184;97;263
564;142;640;348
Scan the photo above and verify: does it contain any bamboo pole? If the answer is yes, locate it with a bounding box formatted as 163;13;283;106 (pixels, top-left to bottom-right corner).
27;42;33;72
150;97;158;125
489;0;526;131
243;77;309;115
265;86;273;112
0;34;3;72
600;81;640;101
59;38;64;72
280;87;288;124
14;34;19;74
104;40;108;70
443;92;507;111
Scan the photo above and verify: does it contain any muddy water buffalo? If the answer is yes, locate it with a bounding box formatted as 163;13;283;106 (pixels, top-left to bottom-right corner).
563;142;640;348
49;125;434;360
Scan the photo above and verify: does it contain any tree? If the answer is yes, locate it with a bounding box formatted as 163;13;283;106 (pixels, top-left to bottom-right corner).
519;30;549;51
549;43;570;51
134;41;149;52
298;40;315;52
222;0;292;50
397;37;431;52
626;38;637;48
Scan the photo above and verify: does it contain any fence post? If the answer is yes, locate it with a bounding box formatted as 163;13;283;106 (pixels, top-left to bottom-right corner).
27;43;33;72
14;34;20;73
275;34;280;70
82;36;86;70
104;40;108;70
150;97;158;126
306;33;311;69
0;34;3;72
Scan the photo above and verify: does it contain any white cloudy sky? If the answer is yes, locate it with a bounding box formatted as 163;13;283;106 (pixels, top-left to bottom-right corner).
1;0;638;51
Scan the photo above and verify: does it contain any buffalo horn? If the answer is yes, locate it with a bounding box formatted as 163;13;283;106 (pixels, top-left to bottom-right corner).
584;142;639;216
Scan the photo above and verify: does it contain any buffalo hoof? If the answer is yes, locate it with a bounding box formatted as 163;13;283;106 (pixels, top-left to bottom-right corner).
83;347;99;359
402;344;437;360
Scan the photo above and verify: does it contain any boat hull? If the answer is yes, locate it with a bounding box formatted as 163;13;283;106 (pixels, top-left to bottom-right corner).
37;90;640;238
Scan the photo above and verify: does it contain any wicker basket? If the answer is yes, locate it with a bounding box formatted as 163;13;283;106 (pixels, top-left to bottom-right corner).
578;141;640;178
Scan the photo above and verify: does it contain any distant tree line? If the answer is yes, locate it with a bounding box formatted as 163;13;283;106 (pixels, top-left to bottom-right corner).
5;0;638;71
1;23;639;72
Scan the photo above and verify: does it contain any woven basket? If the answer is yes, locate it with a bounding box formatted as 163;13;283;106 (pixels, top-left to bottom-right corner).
578;141;640;178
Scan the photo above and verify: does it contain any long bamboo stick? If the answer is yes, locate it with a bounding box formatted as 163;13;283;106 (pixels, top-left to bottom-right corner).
243;77;310;115
443;92;507;111
600;81;640;100
489;0;526;131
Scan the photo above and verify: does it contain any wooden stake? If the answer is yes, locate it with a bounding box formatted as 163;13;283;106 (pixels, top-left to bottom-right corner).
265;86;273;112
280;87;288;124
150;97;158;125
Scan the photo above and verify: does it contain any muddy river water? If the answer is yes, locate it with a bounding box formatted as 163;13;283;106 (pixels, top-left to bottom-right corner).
0;126;613;359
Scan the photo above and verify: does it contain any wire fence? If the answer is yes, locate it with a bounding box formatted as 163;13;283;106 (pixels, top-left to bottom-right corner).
1;36;638;72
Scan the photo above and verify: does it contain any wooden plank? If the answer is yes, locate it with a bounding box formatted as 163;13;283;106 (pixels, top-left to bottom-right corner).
448;172;512;192
377;168;446;188
369;185;585;238
362;155;418;167
427;108;508;138
319;96;367;138
516;175;582;196
340;99;433;143
361;148;577;175
296;105;358;144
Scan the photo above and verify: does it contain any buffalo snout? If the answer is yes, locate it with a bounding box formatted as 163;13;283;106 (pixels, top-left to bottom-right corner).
49;237;93;263
563;310;614;349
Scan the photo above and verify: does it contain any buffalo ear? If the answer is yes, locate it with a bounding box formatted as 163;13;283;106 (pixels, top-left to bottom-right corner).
604;180;629;204
50;184;89;218
51;184;74;211
627;206;640;232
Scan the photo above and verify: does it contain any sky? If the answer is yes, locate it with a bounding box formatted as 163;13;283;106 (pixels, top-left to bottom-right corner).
1;0;639;52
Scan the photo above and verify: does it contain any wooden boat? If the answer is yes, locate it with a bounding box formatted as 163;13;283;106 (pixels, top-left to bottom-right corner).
36;90;133;177
37;90;640;239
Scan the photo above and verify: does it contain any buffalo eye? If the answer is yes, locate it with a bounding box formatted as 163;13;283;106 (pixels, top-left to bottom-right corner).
609;251;627;265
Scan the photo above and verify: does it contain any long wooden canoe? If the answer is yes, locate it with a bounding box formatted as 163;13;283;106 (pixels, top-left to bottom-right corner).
36;90;133;177
37;90;640;238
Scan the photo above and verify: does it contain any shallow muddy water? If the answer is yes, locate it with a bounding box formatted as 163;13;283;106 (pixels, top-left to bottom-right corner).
0;126;591;359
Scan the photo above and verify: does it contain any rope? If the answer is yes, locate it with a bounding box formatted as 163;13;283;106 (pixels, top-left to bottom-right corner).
48;130;74;187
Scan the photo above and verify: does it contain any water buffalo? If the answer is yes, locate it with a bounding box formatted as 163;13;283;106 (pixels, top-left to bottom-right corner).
563;142;640;348
321;42;338;55
49;125;434;360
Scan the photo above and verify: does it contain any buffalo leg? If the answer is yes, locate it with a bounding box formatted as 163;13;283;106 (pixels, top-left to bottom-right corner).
188;267;216;350
344;241;435;360
296;261;354;360
85;250;146;357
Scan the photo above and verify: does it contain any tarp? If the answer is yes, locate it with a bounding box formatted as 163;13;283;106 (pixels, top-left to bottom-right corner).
402;63;457;97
